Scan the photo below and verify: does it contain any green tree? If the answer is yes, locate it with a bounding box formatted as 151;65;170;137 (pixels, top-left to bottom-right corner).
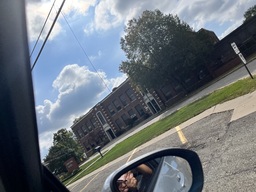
244;5;256;22
120;10;213;91
44;129;84;175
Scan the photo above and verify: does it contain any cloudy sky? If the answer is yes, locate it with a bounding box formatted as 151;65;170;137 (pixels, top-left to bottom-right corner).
25;0;255;158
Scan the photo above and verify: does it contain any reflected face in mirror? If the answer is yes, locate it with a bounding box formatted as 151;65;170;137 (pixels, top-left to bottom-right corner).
117;171;138;192
115;156;192;192
117;164;153;192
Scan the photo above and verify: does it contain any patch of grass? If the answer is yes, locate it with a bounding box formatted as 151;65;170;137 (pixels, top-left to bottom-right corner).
66;76;256;185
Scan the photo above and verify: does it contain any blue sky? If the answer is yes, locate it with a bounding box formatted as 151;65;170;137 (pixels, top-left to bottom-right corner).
25;0;256;158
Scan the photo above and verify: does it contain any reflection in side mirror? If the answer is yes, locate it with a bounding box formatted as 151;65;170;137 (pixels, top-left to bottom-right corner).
102;148;203;192
115;156;192;192
153;156;192;192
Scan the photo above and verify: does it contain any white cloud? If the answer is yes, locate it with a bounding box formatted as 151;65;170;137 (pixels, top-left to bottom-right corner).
84;0;255;37
26;0;96;42
39;131;54;159
108;74;127;89
84;22;95;35
60;0;97;16
94;0;123;31
26;1;62;41
36;64;106;134
27;0;256;40
175;1;243;30
89;50;103;62
36;64;127;157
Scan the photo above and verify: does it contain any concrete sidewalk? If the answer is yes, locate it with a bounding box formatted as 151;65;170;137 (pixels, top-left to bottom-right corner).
68;90;256;189
180;90;256;129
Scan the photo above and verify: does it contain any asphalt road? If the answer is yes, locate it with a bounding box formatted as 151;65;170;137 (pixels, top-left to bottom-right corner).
68;110;256;191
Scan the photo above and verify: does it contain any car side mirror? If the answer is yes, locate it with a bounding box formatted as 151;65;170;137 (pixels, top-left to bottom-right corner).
102;148;204;192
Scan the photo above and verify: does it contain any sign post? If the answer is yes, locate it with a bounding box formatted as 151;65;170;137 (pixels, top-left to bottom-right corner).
95;146;103;157
231;42;254;79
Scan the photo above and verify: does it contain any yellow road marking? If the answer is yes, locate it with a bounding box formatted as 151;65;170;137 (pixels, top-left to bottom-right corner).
79;172;100;192
126;148;138;163
175;126;188;144
79;164;107;192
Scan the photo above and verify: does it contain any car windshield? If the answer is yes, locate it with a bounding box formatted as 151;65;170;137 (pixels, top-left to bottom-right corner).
25;0;256;191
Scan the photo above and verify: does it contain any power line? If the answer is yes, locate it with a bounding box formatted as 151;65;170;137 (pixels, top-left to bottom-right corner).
31;0;66;71
30;0;57;58
60;11;111;92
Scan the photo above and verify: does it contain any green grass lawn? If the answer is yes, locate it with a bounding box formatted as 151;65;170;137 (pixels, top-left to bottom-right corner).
65;76;256;185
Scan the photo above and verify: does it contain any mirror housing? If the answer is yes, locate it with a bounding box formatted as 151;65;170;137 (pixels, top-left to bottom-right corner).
102;148;204;192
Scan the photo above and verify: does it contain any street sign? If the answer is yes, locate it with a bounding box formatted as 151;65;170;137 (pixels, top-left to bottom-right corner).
231;42;240;54
231;42;253;79
238;53;247;64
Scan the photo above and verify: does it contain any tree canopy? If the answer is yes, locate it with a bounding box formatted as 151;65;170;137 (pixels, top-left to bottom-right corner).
244;4;256;22
44;129;84;175
120;10;214;91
